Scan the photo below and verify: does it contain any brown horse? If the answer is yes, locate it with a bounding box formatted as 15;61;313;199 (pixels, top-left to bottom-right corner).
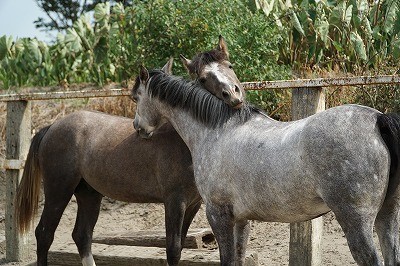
14;38;244;266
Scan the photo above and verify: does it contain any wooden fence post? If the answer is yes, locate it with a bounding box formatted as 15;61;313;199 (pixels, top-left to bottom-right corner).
5;100;31;261
289;87;325;266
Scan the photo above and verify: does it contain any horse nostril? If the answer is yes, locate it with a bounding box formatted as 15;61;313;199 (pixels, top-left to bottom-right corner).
232;99;243;109
235;85;240;93
222;91;229;99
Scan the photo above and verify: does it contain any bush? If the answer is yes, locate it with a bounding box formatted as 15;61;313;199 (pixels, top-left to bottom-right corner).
0;1;290;85
0;1;291;116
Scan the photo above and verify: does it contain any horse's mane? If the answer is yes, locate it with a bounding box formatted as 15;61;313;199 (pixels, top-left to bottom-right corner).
146;70;260;128
187;49;228;76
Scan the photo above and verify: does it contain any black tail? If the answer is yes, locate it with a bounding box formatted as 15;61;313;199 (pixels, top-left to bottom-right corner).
377;113;400;198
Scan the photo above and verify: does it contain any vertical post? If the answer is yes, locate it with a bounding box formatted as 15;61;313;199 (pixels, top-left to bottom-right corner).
5;100;31;261
289;87;325;266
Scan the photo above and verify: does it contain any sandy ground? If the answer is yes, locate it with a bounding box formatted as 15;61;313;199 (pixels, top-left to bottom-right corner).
0;197;360;266
0;98;378;266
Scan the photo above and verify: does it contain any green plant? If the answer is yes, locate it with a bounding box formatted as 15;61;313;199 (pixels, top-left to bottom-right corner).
254;0;400;72
0;0;290;117
0;36;53;88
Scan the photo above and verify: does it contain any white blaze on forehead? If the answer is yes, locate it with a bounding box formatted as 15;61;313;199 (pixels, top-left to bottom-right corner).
204;62;231;87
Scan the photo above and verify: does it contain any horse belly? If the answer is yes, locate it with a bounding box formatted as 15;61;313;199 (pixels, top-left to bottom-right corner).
95;184;164;203
83;164;166;203
231;153;329;222
231;185;330;223
195;143;330;223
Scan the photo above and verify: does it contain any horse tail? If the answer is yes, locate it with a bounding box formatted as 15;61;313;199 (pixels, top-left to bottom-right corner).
377;113;400;199
15;125;50;235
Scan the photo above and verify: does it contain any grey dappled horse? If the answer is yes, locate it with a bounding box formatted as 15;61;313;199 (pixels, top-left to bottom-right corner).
14;37;244;266
133;67;400;266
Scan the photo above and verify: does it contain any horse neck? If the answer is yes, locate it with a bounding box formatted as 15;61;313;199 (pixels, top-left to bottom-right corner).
158;101;214;153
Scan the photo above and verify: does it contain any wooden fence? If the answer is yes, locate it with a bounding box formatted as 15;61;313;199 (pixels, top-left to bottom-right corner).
1;74;400;265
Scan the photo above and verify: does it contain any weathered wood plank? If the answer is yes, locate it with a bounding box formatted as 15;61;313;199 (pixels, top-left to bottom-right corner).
291;87;325;120
92;228;217;249
0;88;131;101
5;100;31;261
48;242;258;266
289;87;325;266
242;74;400;90
289;218;323;266
0;75;399;102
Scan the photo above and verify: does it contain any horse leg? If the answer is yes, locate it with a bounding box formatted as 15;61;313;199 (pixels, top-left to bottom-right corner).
180;201;202;248
36;187;75;265
334;212;383;266
72;180;103;266
375;196;400;266
164;197;186;266
205;203;235;266
234;220;250;265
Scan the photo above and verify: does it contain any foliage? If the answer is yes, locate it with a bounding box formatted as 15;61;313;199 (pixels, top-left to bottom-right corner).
0;0;290;116
356;85;400;113
254;0;400;73
34;0;131;31
0;36;53;88
325;83;400;114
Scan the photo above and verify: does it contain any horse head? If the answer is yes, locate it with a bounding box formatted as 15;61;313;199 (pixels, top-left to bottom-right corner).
180;36;244;109
132;60;172;139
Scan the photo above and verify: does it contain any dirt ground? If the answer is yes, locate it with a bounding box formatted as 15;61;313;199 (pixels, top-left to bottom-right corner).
0;96;377;265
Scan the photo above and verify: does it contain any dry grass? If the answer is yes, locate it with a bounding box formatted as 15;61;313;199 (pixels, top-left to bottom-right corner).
88;97;136;118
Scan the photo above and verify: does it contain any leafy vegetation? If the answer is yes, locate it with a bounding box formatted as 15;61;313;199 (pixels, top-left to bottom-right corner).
0;0;290;116
252;0;400;114
0;1;290;82
34;0;132;31
254;0;400;73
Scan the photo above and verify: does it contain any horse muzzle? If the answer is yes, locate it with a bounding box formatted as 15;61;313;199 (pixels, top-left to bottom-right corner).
133;119;154;139
232;99;243;109
138;129;154;139
221;85;244;109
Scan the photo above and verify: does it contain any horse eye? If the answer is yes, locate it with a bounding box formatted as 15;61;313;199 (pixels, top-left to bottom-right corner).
228;64;233;69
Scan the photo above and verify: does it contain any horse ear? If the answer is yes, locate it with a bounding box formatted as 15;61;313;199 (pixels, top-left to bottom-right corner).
180;54;192;72
139;66;149;84
161;57;173;75
217;35;229;59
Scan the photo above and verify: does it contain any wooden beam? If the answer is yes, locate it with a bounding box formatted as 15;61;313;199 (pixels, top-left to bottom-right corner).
242;74;400;90
0;88;131;102
3;159;25;170
5;100;31;261
289;87;325;266
92;228;217;249
0;75;399;102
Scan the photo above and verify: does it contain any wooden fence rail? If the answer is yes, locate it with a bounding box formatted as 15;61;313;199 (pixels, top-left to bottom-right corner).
0;75;399;102
1;74;400;265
